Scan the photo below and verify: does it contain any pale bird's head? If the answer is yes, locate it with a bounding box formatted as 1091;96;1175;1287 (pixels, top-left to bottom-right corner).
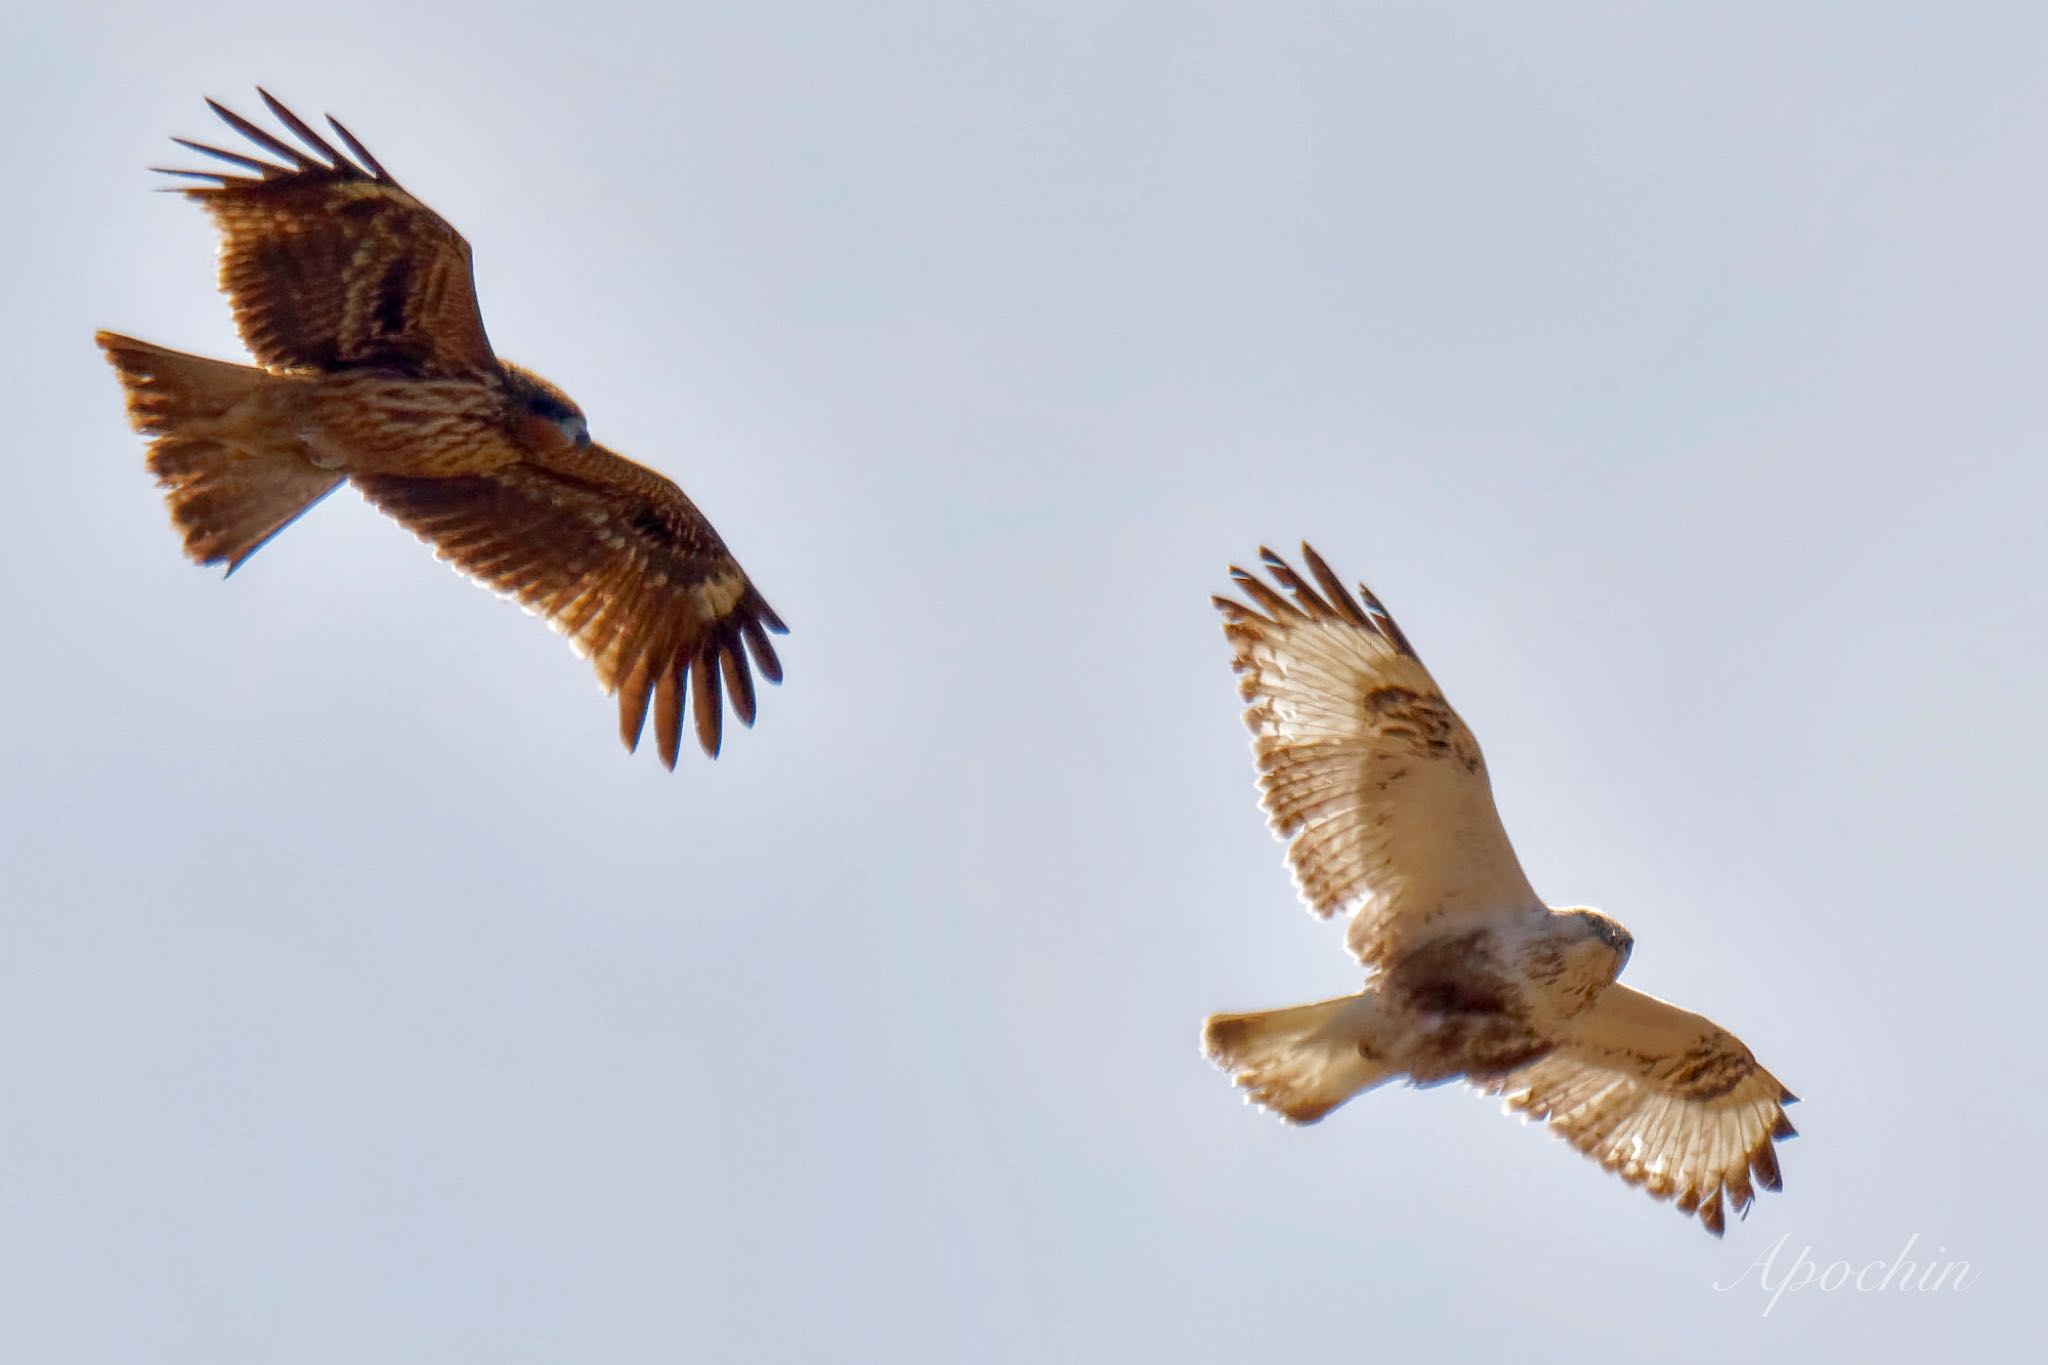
504;364;591;453
1565;906;1634;980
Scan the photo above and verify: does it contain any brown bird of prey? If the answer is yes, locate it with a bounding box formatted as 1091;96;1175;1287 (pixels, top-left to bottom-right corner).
96;91;785;766
1200;546;1796;1235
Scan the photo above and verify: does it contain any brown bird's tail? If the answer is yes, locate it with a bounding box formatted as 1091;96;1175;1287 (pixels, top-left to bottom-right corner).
96;332;343;573
1202;993;1397;1124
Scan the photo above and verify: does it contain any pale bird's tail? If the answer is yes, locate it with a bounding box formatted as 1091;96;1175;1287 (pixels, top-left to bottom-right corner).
96;332;343;573
1202;993;1397;1124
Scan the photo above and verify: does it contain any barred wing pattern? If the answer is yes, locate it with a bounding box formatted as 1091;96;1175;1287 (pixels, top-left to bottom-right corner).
1485;984;1798;1236
355;451;785;766
1214;546;1542;966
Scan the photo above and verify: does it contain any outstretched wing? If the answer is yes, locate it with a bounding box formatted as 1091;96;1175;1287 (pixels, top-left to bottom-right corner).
159;90;494;376
1484;984;1797;1236
1214;545;1541;966
354;445;786;766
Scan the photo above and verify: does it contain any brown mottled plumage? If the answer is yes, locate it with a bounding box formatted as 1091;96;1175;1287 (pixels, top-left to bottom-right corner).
1200;545;1795;1236
97;90;784;766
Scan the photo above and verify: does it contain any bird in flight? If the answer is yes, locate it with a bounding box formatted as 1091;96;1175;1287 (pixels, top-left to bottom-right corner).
1201;546;1795;1235
97;91;785;767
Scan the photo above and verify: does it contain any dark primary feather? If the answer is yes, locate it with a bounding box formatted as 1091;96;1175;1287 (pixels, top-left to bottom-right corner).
255;88;349;169
323;114;392;181
206;94;324;170
1243;543;1419;660
167;89;386;185
164;138;272;177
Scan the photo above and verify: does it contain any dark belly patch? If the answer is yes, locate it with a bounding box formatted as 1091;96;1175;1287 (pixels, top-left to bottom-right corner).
1389;931;1548;1081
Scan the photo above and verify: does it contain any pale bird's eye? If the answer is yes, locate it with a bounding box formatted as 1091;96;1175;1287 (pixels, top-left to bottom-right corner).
561;414;590;447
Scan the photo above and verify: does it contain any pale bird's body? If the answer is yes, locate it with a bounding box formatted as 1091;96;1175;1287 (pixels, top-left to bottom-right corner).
98;91;785;766
1202;546;1795;1236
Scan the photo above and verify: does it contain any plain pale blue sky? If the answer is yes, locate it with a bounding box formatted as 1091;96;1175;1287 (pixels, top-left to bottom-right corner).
2;2;2042;1360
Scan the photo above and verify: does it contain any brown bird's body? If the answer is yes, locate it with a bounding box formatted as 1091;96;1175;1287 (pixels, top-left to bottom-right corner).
98;91;785;766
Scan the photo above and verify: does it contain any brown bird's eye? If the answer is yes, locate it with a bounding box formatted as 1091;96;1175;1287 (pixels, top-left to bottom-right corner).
523;393;588;447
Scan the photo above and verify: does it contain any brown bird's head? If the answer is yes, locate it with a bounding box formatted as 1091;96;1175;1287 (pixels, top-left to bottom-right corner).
503;364;591;454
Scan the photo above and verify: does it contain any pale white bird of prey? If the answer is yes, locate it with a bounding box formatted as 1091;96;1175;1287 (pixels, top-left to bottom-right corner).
1201;546;1796;1235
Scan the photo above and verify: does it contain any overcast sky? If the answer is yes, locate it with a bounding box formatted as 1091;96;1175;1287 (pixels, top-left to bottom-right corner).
2;2;2042;1360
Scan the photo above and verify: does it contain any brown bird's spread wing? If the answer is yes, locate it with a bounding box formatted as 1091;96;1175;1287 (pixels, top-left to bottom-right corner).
159;90;494;376
1483;984;1797;1236
353;444;785;766
1215;546;1542;967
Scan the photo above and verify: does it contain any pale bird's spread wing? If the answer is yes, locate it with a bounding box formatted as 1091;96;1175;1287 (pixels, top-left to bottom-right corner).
354;444;785;766
159;90;494;377
1483;984;1797;1236
1215;546;1542;966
